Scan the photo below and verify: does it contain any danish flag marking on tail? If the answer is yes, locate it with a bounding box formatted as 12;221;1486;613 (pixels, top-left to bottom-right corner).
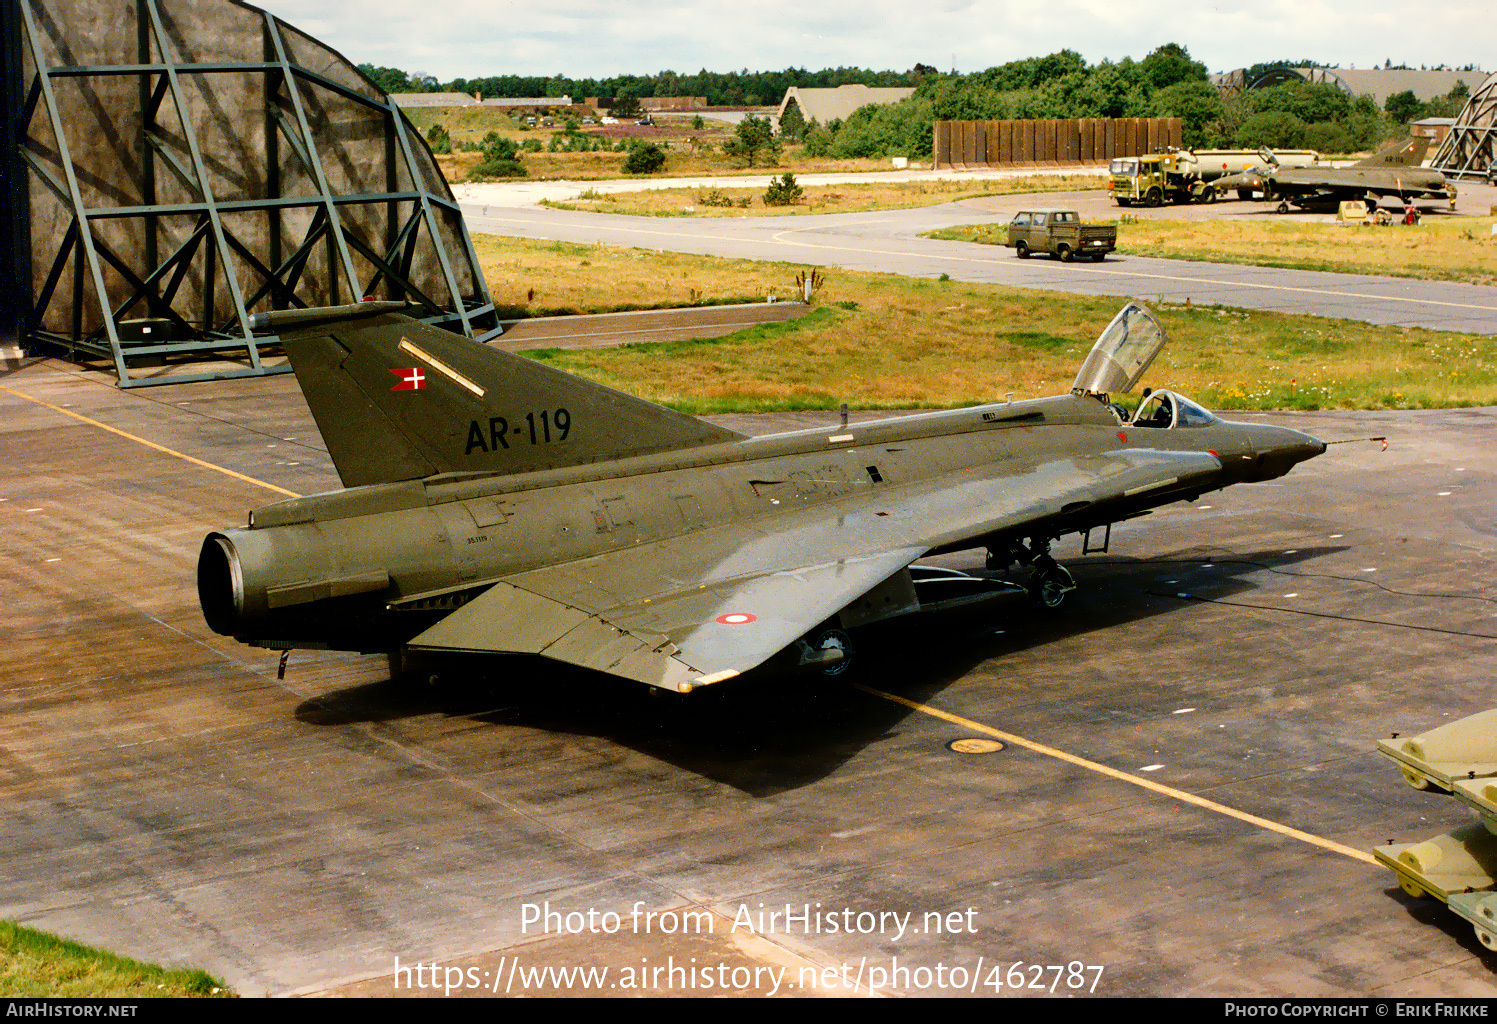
391;367;425;391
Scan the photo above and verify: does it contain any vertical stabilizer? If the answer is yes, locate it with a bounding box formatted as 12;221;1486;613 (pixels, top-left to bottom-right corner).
261;304;745;487
1354;137;1430;167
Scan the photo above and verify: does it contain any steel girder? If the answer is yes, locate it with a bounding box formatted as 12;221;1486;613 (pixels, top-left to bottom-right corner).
1431;72;1497;181
7;0;497;387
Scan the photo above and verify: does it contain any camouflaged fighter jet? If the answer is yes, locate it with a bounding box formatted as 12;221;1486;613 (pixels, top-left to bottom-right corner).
1213;138;1454;213
197;301;1325;693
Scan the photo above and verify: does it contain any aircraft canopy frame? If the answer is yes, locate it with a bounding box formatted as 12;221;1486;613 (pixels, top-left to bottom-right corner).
1071;302;1166;396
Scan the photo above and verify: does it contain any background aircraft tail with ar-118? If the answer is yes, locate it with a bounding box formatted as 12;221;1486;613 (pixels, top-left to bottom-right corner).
198;301;1325;693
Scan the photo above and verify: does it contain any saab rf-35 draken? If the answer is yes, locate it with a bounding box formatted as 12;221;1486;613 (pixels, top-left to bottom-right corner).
1213;138;1454;213
197;301;1325;693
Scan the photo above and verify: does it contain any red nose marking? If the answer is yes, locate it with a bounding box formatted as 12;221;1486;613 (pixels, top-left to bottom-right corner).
1208;449;1218;457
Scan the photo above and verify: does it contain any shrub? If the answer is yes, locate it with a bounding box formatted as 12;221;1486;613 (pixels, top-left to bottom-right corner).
472;133;526;178
425;123;451;154
828;99;935;159
763;173;803;206
802;119;833;157
1302;121;1353;155
623;143;667;174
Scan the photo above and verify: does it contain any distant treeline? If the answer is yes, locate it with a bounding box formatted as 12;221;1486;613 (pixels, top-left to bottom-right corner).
805;48;1470;160
357;64;934;106
361;47;1476;161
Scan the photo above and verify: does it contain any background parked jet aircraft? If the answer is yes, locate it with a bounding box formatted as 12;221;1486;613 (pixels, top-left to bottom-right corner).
198;301;1325;692
1213;138;1454;213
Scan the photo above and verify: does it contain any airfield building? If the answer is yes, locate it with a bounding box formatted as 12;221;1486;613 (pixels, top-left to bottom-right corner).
775;84;916;130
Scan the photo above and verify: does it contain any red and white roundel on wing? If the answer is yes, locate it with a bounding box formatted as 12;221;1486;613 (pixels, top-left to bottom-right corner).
715;612;758;625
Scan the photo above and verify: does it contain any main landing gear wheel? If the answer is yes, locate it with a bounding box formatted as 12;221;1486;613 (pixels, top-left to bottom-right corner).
809;627;854;676
1029;559;1076;611
1015;240;1030;258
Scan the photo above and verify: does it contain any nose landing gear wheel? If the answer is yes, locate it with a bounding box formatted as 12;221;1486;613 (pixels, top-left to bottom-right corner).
1276;201;1290;214
1029;561;1076;610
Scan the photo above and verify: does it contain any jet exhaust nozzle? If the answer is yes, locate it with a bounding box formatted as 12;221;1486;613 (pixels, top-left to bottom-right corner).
197;533;246;636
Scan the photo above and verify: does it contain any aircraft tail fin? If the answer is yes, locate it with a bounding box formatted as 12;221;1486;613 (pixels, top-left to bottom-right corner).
1354;137;1430;168
262;304;746;488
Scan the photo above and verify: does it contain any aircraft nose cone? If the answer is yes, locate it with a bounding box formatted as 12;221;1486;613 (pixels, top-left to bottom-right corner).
1245;424;1325;481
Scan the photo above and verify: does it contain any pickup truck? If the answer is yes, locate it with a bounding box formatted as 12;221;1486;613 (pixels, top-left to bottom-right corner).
1005;209;1117;262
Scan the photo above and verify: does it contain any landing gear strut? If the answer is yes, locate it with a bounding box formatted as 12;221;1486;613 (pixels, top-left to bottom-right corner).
985;537;1077;610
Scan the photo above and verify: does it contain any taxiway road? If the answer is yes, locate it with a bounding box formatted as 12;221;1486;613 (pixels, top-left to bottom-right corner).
2;354;1495;996
457;184;1497;336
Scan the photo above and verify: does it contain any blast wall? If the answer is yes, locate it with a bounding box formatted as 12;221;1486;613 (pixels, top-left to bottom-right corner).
932;118;1183;170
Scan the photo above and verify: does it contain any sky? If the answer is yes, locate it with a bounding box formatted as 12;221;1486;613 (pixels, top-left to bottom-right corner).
256;0;1495;83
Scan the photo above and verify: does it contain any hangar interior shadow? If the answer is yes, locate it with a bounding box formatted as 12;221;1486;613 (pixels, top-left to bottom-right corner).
294;545;1338;797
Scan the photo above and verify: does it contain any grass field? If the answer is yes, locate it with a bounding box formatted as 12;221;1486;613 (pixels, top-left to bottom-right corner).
924;214;1497;288
477;235;1497;414
540;174;1108;218
407;104;917;182
0;920;232;997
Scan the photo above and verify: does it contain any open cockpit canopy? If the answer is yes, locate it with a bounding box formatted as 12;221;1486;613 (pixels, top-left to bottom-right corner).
1072;302;1167;397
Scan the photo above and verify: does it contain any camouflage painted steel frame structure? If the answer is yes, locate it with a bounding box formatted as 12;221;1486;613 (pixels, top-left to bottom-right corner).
5;0;497;387
1431;72;1497;181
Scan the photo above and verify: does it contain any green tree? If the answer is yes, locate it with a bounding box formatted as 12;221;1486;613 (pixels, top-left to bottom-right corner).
723;114;780;166
1234;111;1308;149
1302;121;1353;155
828;99;935;158
779;100;807;141
358;64;414;94
611;89;642;118
1149;80;1224;148
1074;60;1149;118
1385;90;1423;123
1243;81;1350;125
1140;43;1208;90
